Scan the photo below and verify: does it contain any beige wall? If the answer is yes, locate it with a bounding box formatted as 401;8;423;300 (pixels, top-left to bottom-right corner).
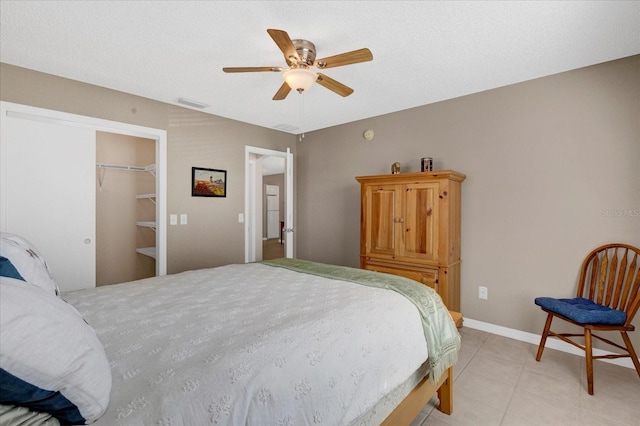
0;63;296;275
165;107;293;272
2;56;638;353
295;55;640;351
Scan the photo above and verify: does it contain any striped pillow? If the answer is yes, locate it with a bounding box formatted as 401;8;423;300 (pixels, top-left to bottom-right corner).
0;278;111;424
0;233;59;296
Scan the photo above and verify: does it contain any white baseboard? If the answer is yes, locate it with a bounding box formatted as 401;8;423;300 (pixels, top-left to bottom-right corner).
463;318;635;369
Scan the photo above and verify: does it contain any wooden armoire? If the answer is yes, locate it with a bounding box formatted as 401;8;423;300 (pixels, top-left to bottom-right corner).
356;170;465;312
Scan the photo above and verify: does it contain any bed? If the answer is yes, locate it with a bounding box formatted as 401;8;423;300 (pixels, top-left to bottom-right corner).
0;233;460;425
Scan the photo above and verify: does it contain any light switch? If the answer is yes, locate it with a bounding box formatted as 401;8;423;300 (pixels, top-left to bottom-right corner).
238;213;244;223
170;214;178;225
180;214;187;225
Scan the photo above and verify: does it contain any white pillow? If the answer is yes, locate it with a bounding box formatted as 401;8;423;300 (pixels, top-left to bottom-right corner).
0;278;112;424
0;233;59;296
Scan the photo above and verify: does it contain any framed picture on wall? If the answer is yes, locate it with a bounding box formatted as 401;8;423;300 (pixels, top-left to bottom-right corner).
192;167;227;197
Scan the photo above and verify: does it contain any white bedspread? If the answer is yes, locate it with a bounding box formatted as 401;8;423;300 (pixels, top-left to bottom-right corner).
63;263;429;426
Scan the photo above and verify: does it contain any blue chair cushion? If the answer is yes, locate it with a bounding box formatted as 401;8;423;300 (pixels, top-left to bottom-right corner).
535;297;627;325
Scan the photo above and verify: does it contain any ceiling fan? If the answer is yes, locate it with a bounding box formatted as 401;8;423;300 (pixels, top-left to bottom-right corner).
223;29;373;100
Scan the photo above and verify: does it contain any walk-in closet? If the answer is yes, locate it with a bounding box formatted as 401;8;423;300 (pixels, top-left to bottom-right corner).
96;132;156;286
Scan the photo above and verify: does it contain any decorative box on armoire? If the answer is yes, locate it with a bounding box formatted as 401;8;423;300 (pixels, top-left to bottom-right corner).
356;170;465;312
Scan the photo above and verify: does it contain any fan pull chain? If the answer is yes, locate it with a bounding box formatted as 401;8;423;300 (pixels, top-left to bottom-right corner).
298;91;305;142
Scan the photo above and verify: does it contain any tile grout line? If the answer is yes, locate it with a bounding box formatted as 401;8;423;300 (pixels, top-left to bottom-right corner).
497;355;529;426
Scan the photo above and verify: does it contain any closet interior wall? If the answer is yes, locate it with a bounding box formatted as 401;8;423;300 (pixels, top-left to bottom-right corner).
96;132;155;286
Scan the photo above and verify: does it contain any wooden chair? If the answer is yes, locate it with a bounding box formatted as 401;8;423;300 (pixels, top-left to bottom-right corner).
535;243;640;395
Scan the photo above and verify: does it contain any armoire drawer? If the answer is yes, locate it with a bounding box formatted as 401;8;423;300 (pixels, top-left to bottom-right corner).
363;261;438;292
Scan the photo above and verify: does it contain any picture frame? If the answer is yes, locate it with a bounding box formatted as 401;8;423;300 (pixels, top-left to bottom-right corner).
421;157;433;172
192;167;227;197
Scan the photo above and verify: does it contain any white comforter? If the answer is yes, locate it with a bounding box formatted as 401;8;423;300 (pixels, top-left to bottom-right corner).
64;263;429;425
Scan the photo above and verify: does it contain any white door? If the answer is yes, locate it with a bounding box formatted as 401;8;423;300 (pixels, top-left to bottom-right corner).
266;210;279;239
1;113;96;291
265;184;280;239
266;194;279;211
284;148;294;258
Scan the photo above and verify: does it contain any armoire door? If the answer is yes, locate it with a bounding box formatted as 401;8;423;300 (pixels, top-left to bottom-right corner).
402;182;439;261
1;114;96;292
364;184;399;257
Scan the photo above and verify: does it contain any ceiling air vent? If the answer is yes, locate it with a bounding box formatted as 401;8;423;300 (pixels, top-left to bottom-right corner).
176;98;209;109
273;123;299;132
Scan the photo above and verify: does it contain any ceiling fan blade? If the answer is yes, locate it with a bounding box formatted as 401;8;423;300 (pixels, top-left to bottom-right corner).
314;48;373;69
267;29;299;65
223;66;283;73
316;73;354;97
273;82;292;100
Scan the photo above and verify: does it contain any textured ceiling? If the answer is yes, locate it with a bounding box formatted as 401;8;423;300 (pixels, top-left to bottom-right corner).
1;1;638;134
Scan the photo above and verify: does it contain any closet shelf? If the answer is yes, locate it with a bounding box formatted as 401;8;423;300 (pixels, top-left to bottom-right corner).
98;163;158;261
97;163;156;190
136;221;157;230
136;193;157;204
136;247;156;259
96;163;155;172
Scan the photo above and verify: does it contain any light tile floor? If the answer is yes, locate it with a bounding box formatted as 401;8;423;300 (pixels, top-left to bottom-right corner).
411;327;640;426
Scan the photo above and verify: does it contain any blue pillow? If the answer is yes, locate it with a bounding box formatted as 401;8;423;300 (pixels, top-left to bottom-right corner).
0;369;84;424
0;257;24;281
535;297;626;325
0;233;59;296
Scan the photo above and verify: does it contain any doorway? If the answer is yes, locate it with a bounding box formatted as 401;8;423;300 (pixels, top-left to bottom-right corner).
244;146;293;263
96;132;157;285
263;181;283;260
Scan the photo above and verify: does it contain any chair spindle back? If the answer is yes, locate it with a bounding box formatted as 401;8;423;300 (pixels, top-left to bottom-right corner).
577;244;640;327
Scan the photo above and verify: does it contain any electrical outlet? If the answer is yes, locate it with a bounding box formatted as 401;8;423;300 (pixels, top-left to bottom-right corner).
479;286;488;300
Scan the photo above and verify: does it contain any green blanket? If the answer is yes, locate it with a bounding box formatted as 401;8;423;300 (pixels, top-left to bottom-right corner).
261;258;460;382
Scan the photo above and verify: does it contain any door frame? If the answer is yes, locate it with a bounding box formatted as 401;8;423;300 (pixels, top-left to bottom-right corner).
244;146;294;262
0;101;167;276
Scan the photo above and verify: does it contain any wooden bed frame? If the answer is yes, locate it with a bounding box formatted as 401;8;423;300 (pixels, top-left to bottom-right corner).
381;310;460;424
381;366;453;425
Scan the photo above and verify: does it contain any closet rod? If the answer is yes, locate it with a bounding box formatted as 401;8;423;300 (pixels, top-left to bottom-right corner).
96;163;152;172
96;163;155;190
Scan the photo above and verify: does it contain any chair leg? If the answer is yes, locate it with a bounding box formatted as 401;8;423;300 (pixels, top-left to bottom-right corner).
536;313;553;361
620;331;640;378
585;328;594;395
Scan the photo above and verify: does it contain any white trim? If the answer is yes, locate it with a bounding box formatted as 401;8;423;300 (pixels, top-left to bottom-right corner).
284;148;293;258
246;158;257;263
1;101;167;276
463;318;635;369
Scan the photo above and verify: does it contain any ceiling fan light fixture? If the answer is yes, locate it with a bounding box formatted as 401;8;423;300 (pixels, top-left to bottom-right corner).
225;29;369;100
283;68;317;93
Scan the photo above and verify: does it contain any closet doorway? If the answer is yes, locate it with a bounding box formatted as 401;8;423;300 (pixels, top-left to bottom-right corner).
96;132;157;286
